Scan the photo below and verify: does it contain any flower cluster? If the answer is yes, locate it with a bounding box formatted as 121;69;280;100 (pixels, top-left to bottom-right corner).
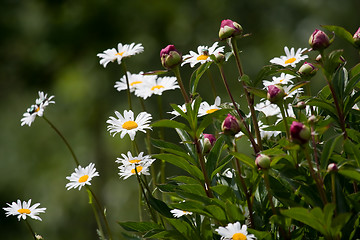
117;151;155;179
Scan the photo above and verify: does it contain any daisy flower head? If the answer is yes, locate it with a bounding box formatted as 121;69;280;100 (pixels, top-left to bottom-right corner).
3;199;46;221
168;103;188;117
216;222;256;240
283;84;304;99
270;46;308;68
114;72;156;93
134;76;179;100
182;42;225;68
170;209;193;218
97;42;144;68
21;91;55;127
106;110;152;141
254;100;281;117
116;151;155;166
262;73;296;88
65;163;99;190
198;96;222;117
118;161;152;179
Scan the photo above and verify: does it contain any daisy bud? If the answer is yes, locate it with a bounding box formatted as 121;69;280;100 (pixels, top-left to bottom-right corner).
327;163;338;172
221;114;241;135
353;27;360;47
309;29;331;51
267;84;285;104
203;133;216;153
255;154;271;170
298;62;317;77
160;45;182;70
290;121;311;144
219;19;243;40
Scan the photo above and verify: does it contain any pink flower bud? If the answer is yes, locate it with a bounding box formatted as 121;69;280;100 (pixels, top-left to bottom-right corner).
219;19;243;40
160;45;182;69
309;29;331;51
298;62;317;77
353;27;360;47
203;134;216;153
267;85;285;104
255;154;271;169
290;121;311;144
327;163;338;172
221;114;241;135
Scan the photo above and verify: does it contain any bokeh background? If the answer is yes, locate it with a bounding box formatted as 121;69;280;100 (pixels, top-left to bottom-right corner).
1;0;359;239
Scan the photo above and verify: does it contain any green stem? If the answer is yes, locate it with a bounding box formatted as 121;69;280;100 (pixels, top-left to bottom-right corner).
230;37;263;151
121;61;133;110
25;220;37;240
217;64;259;154
263;170;276;215
87;188;106;240
331;173;336;210
206;70;218;99
278;102;290;139
42;116;79;166
172;66;190;103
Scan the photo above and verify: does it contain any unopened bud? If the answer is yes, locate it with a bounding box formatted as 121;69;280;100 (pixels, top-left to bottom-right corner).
221;114;241;135
203;133;216;153
327;163;338;172
309;29;331;51
290;121;311;144
255;154;271;169
298;62;317;77
267;84;285;104
214;52;225;64
219;19;243;40
295;101;306;109
160;45;182;70
353;27;360;47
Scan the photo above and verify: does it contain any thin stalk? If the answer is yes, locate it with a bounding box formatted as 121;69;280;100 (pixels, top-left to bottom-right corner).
172;66;190;103
304;147;328;205
230;37;263;150
310;121;320;171
217;65;259;154
206;70;218;98
278;102;290;139
331;173;336;209
263;170;276;215
87;189;106;240
121;61;133;110
24;220;37;240
43;116;79;166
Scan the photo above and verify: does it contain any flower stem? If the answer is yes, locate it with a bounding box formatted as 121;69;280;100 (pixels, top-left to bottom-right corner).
278;102;290;139
217;64;259;154
121;61;133;110
230;37;263;151
86;188;106;240
42;116;79;166
263;170;276;215
172;66;190;103
331;173;336;209
24;219;37;240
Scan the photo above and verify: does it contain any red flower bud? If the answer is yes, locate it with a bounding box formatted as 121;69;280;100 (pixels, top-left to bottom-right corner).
290;121;311;144
353;27;360;47
267;85;285;104
327;163;338;172
203;134;216;153
160;45;182;69
309;29;331;51
221;114;241;135
219;19;243;40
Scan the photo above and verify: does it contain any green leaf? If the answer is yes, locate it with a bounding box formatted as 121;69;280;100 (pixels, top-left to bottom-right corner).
244;86;267;99
332;67;347;102
344;66;360;97
170;103;189;121
118;221;162;232
210;155;233;180
230;152;256;170
306;98;337;118
196;109;230;138
143;69;170;75
151;119;192;133
240;74;251;85
339;167;360;181
190;62;213;94
225;201;245;222
175;128;197;163
205;205;227;222
205;135;225;179
166;218;198;240
322;25;356;47
143;229;183;239
148;195;173;218
170;176;201;185
320;133;343;170
350;63;360;79
151;138;193;162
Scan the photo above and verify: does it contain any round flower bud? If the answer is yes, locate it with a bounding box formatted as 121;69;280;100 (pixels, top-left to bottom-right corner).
353;27;360;47
267;84;285;104
295;101;306;109
202;133;216;153
327;163;338;172
160;45;182;70
308;115;317;124
221;114;241;135
214;52;225;64
290;121;311;144
309;29;331;51
255;154;271;170
219;19;243;40
298;62;317;77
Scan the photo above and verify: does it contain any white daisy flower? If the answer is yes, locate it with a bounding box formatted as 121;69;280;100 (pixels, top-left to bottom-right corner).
259;121;281;139
21;91;55;127
168;103;188;117
106;110;152;141
182;42;225;68
198;96;222;117
116;151;155;166
215;222;256;240
114;72;156;93
270;46;308;68
134;76;179;100
254;100;281;117
65;163;99;190
263;73;296;87
283;84;303;99
97;43;144;68
118;162;151;179
3;199;46;221
170;209;193;218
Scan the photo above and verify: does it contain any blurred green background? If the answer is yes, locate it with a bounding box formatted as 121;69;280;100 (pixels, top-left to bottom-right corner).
1;0;359;239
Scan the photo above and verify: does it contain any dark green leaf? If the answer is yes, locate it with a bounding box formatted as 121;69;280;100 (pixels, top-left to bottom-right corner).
148;195;173;218
205;135;225;179
320;133;343;170
151;119;192;133
322;25;356;47
205;205;227;222
230;152;256;170
118;221;162;232
151;138;193;162
244;86;267;99
190;62;213;94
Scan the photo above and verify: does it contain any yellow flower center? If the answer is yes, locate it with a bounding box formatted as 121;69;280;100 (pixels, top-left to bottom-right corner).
151;85;164;91
197;55;209;61
129;159;141;164
279;79;284;83
206;108;219;114
122;121;138;130
130;81;142;86
116;51;125;56
232;233;247;240
131;165;143;174
17;208;31;214
35;106;40;112
78;175;89;183
285;57;296;64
